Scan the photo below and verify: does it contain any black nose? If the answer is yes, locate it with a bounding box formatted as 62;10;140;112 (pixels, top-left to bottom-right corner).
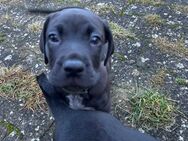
63;60;84;74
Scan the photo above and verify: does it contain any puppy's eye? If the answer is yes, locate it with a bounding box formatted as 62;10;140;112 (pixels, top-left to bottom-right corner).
48;34;59;42
90;36;101;46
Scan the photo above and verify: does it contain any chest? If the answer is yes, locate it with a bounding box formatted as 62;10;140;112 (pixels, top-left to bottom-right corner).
66;95;94;110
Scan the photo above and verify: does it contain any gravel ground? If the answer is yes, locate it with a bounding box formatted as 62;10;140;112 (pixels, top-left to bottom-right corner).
0;0;188;141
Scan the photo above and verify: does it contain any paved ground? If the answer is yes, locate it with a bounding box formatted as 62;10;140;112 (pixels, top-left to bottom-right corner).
0;0;188;141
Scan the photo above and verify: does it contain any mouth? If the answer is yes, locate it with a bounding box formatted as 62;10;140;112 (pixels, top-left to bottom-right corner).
62;86;89;95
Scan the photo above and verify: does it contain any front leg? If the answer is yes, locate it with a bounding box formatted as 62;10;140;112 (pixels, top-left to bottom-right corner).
36;73;68;119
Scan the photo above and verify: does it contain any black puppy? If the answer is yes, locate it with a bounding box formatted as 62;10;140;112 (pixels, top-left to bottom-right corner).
37;73;158;141
37;7;114;112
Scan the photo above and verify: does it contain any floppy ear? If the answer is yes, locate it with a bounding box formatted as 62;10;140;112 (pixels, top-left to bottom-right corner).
40;16;51;64
103;21;114;66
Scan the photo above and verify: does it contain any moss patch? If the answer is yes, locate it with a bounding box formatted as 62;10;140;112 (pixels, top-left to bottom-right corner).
127;0;165;6
0;0;21;5
90;3;116;15
172;4;188;15
144;14;164;26
175;78;188;86
0;13;11;23
0;33;6;43
0;67;46;111
55;0;81;5
153;37;188;58
56;0;80;3
151;69;167;87
113;52;127;62
109;22;136;39
128;88;176;130
0;120;21;137
28;21;42;33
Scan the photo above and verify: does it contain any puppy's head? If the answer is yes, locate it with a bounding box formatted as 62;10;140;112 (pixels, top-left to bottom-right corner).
40;7;114;89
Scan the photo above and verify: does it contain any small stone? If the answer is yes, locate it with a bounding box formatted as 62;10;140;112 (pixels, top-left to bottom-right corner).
129;60;135;64
118;99;122;102
167;21;175;25
176;63;184;69
132;42;141;47
179;136;184;141
180;87;188;90
31;138;40;141
128;50;132;54
97;3;105;6
132;69;140;76
152;34;158;38
21;130;25;135
4;55;12;61
141;57;149;63
19;103;24;106
138;128;145;133
180;130;183;134
35;126;40;131
131;6;137;9
176;11;181;14
10;131;16;137
35;64;39;68
50;116;54;120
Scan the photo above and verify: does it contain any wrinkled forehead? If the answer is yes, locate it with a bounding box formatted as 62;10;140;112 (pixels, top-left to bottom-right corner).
47;8;104;34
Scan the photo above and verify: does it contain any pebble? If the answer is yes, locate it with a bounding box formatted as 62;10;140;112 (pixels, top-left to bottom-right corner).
19;103;24;106
4;55;12;61
34;126;40;131
97;3;105;6
179;136;184;141
152;34;158;38
21;130;25;135
141;57;149;63
132;42;141;47
176;63;184;69
131;5;137;10
138;128;145;133
9;131;16;137
31;138;39;141
35;64;39;68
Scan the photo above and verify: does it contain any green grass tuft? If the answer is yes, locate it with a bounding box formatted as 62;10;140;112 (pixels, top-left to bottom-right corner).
55;0;80;3
0;120;21;137
0;33;6;43
109;22;136;39
172;4;188;15
128;89;176;129
0;67;46;111
151;69;167;87
175;78;188;86
27;21;42;33
114;52;127;62
153;37;188;57
90;3;116;15
127;0;165;6
144;14;164;26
